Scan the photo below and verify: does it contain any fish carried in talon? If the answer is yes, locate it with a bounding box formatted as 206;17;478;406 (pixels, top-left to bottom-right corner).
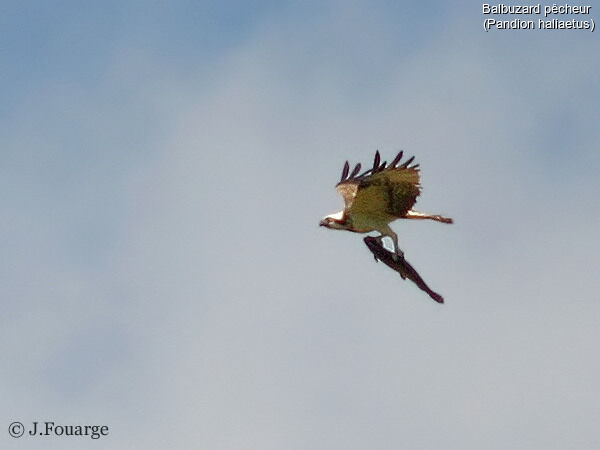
363;236;444;304
319;150;453;303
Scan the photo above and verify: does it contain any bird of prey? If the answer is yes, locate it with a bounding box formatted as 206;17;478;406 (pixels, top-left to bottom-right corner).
319;150;453;302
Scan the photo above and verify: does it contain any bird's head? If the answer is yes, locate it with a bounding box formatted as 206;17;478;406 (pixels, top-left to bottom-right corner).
319;211;347;229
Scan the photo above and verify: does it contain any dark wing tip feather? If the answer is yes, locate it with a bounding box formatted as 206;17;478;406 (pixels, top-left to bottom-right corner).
349;163;361;178
390;151;404;168
340;161;350;182
357;167;374;178
400;155;415;168
372;151;381;171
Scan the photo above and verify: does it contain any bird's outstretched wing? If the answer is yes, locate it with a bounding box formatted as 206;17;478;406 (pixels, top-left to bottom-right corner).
363;236;444;304
336;150;421;218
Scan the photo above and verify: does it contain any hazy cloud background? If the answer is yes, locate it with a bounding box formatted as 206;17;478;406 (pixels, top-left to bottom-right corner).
2;2;599;449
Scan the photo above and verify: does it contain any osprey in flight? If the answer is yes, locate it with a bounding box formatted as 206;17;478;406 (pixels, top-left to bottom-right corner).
320;150;453;303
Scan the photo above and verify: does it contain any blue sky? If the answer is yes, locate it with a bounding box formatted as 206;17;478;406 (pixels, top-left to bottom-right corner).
2;2;600;449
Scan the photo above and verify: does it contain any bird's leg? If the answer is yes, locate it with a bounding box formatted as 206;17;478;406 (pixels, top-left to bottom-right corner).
379;226;404;261
372;234;387;249
405;209;453;224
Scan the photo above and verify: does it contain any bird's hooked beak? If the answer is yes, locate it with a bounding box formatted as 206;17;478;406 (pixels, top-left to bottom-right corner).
320;211;344;228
